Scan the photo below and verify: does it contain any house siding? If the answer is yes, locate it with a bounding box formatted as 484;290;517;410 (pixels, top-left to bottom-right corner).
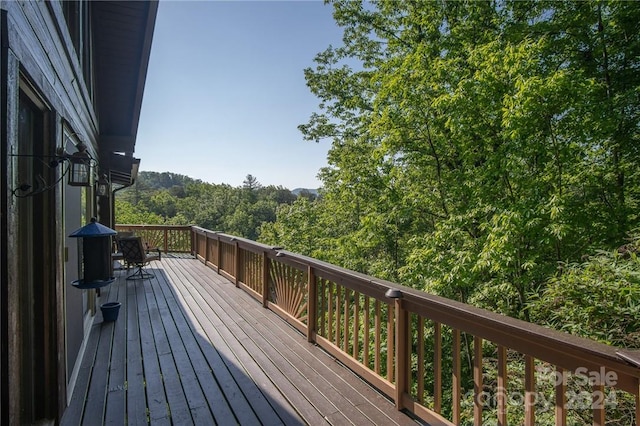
3;2;115;424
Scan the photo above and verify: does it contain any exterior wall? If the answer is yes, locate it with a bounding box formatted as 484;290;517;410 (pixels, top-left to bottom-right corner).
1;1;99;423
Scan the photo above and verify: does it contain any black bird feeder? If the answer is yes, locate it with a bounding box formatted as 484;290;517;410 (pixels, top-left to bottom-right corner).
69;217;117;289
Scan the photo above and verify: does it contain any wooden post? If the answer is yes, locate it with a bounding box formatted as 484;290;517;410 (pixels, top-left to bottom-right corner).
474;336;483;426
434;321;442;413
394;297;408;411
191;227;196;258
387;303;394;382
635;384;639;426
417;317;425;403
262;251;269;308
555;367;566;426
204;231;209;265
163;228;168;253
452;329;461;425
216;233;221;274
497;345;508;426
307;265;317;343
592;381;605;426
524;355;535;426
234;240;240;287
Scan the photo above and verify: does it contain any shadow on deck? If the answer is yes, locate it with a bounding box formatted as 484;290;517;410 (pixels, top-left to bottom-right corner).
61;256;420;425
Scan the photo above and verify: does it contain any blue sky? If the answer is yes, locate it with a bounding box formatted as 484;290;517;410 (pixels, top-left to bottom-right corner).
135;0;344;190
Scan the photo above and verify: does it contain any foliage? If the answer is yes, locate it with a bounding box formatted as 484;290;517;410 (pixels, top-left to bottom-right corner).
267;0;640;325
114;198;163;225
262;4;640;422
116;172;302;239
531;237;640;349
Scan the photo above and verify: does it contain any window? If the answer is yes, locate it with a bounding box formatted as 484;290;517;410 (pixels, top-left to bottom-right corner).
62;1;94;99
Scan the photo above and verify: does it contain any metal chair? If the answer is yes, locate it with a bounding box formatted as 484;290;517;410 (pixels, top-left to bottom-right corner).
112;231;134;269
117;236;160;280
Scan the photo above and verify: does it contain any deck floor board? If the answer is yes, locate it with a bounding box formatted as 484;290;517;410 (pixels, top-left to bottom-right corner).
61;256;421;425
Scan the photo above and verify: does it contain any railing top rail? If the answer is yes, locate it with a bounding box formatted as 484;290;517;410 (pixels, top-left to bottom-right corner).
191;226;283;252
116;224;193;230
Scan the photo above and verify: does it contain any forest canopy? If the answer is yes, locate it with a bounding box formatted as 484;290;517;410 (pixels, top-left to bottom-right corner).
115;172;308;241
260;0;640;328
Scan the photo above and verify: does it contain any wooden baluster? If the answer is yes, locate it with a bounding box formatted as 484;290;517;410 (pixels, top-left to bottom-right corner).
216;234;221;274
555;367;566;426
387;302;395;383
497;345;507;426
452;328;461;425
343;288;350;352
320;280;326;337
375;300;381;374
307;266;316;343
353;291;360;359
163;228;168;253
434;321;442;413
335;286;342;347
592;380;605;426
394;298;408;411
204;232;209;264
327;282;334;343
474;336;483;426
417;316;425;404
363;297;370;368
261;252;269;308
635;384;640;426
234;244;240;287
525;355;535;426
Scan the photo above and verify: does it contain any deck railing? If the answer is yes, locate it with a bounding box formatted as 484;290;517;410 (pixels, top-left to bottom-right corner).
115;224;193;254
132;225;640;425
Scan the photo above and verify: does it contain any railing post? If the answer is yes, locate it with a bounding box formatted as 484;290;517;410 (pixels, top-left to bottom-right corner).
452;328;461;425
474;336;484;426
555;367;567;426
434;322;442;413
524;355;535;426
386;288;407;411
204;233;209;265
262;251;269;308
233;239;240;287
498;345;508;426
635;384;640;426
216;233;221;274
163;228;168;253
307;265;317;343
395;297;408;411
190;227;196;258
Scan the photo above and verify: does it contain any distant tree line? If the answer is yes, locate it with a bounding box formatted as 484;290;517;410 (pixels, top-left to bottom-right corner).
115;171;315;241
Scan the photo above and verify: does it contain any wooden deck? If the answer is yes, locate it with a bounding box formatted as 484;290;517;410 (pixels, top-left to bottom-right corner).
60;256;420;425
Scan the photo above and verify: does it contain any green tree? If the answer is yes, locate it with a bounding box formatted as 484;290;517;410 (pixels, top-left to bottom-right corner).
114;199;163;225
284;0;640;320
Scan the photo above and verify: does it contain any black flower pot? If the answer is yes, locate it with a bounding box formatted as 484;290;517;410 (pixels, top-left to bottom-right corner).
100;302;121;322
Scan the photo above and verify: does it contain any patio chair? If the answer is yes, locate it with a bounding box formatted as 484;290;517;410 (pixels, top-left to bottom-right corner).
118;236;161;280
112;231;134;269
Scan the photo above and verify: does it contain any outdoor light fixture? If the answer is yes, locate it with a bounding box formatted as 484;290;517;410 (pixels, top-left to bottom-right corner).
68;143;94;187
10;142;96;197
97;174;110;197
385;288;403;299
